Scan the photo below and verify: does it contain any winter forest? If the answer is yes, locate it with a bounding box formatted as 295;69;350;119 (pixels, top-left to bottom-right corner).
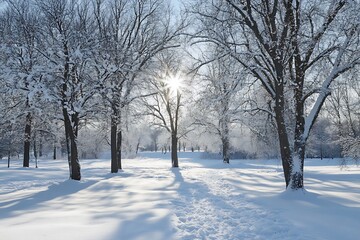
1;0;360;239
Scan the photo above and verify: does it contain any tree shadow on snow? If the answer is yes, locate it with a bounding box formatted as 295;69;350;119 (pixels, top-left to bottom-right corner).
0;179;98;219
224;169;360;240
167;167;273;239
108;212;175;240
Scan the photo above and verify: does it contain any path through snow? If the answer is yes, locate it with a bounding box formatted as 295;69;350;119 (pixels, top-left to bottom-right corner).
170;161;303;240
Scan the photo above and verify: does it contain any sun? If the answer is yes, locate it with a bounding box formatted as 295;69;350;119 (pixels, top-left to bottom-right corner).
165;72;183;93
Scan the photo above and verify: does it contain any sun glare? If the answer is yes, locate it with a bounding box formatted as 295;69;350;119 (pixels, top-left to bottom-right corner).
165;72;183;92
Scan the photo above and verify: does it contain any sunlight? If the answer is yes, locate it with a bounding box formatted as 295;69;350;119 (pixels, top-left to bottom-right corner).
165;72;183;93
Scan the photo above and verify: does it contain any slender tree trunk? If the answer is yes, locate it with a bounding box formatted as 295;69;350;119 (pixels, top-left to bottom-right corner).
171;134;179;167
53;141;57;160
117;130;122;170
136;138;140;154
33;131;38;168
23;112;32;167
111;115;118;173
33;132;37;160
64;112;72;177
7;149;10;168
39;136;43;157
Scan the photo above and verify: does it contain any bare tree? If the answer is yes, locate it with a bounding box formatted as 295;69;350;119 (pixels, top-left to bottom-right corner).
93;0;186;173
37;0;100;180
325;68;360;160
143;53;187;167
0;0;45;167
192;0;360;189
194;53;246;163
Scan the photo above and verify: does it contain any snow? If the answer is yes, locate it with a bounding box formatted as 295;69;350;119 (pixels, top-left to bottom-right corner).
1;153;360;240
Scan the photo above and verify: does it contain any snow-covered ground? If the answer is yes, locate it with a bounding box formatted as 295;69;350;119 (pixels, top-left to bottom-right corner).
1;152;359;240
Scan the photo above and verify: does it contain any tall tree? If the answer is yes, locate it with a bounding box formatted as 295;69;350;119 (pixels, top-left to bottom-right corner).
143;52;187;167
1;0;44;167
93;0;186;173
193;0;360;189
194;54;245;163
37;0;100;180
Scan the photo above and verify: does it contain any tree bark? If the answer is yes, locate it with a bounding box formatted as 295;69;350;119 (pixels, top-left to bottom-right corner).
34;132;38;168
7;149;10;168
171;134;179;167
275;112;292;188
111;115;118;173
221;118;230;164
63;108;81;180
222;136;230;164
63;109;72;177
117;130;122;170
39;136;43;157
53;142;57;160
274;77;292;188
23;112;32;167
33;132;37;161
290;143;305;189
69;132;81;180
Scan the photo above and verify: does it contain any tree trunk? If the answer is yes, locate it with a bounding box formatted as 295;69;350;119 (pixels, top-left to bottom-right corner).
34;132;38;168
33;132;37;160
290;142;305;189
33;132;38;168
23;112;32;167
111;115;118;173
136;139;140;154
64;112;71;176
7;149;10;168
222;136;230;164
69;134;81;180
39;136;43;157
292;64;306;190
63;109;81;180
274;83;292;188
171;134;179;167
117;130;122;170
221;118;230;163
53;142;57;160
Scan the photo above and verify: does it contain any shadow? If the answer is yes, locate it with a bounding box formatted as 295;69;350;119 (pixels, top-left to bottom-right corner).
109;213;175;240
171;167;185;182
221;167;360;240
2;157;359;239
166;167;292;239
0;173;120;219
